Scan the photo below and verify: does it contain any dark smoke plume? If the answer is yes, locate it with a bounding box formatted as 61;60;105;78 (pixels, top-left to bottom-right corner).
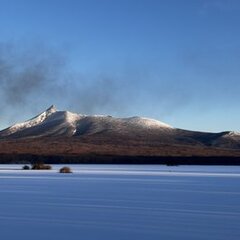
0;42;189;128
0;43;126;126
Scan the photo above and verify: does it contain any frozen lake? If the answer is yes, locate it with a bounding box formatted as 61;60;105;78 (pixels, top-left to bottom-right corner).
0;164;240;240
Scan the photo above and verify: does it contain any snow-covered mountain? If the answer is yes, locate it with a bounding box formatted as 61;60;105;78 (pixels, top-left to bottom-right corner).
1;105;240;150
0;105;173;138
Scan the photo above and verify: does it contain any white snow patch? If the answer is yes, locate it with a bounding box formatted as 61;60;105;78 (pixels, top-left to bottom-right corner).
65;111;82;125
6;105;57;134
125;116;173;128
228;131;240;137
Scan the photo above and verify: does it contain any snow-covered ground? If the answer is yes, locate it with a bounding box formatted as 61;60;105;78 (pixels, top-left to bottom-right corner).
0;165;240;240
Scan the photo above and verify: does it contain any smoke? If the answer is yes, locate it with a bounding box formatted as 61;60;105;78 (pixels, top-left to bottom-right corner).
0;42;127;125
0;43;64;107
67;77;122;114
0;42;190;128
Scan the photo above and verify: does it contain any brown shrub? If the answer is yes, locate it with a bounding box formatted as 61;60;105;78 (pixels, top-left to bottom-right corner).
59;166;72;173
31;163;52;170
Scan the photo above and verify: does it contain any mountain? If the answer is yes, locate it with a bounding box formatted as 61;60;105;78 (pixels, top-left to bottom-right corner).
1;106;240;164
0;105;173;139
1;105;240;148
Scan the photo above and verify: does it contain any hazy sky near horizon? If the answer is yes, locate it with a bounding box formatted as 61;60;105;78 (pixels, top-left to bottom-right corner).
0;0;240;132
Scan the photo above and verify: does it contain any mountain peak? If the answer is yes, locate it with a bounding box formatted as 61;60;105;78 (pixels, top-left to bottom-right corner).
46;105;57;114
0;105;58;136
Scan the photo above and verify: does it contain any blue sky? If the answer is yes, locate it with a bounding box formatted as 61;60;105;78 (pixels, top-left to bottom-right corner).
0;0;240;132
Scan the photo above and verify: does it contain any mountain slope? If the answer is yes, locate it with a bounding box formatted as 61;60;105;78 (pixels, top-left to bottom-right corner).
0;105;174;139
1;106;240;163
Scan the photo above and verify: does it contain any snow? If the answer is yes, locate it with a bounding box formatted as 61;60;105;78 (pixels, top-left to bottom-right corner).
0;106;173;137
3;105;57;135
227;131;240;137
65;111;82;123
124;116;172;128
0;165;240;240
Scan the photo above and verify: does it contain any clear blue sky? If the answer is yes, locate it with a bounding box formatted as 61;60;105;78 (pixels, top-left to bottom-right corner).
0;0;240;132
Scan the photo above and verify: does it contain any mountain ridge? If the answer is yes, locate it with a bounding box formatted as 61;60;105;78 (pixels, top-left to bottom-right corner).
1;106;240;164
0;105;174;138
